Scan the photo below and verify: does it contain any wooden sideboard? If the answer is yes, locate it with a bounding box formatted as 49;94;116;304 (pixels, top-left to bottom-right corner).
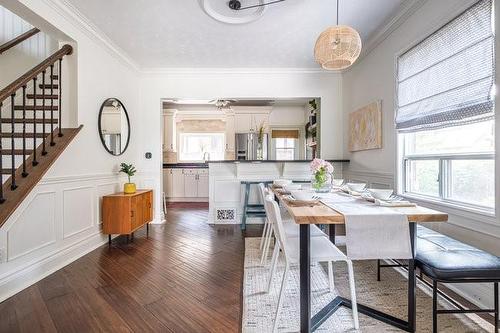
102;189;153;244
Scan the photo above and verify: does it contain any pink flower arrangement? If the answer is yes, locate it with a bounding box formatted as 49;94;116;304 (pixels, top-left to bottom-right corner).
310;158;334;174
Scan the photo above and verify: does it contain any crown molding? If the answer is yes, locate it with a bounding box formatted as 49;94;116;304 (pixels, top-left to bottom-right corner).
346;0;428;72
139;67;342;75
39;0;141;73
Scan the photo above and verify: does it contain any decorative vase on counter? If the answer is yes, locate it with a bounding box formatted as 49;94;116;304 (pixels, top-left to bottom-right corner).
256;142;264;160
310;158;334;193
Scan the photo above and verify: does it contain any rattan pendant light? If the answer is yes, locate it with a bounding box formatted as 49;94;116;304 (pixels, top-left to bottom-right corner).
314;0;362;70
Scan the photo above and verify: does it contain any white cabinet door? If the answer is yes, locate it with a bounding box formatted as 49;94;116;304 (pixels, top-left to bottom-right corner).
163;111;177;152
171;169;185;197
163;169;173;198
235;114;252;133
184;169;198;197
225;114;235;151
197;174;209;198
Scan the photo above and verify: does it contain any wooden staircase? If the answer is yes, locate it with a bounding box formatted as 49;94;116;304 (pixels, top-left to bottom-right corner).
0;43;82;227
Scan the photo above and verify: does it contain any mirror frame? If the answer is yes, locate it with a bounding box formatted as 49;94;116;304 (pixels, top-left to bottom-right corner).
98;97;131;156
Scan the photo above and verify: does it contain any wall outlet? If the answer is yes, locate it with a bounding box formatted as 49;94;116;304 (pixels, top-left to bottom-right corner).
0;248;6;263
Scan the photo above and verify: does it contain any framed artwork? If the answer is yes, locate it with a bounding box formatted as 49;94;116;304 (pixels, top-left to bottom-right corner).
348;100;382;152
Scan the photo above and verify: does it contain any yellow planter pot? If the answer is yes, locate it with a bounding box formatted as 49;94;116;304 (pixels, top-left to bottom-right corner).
124;183;136;194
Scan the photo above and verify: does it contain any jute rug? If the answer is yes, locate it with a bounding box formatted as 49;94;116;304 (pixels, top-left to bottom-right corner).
242;237;494;332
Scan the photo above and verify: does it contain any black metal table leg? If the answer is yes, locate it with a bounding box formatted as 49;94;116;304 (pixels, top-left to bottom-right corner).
300;224;311;333
108;235;111;246
408;223;417;332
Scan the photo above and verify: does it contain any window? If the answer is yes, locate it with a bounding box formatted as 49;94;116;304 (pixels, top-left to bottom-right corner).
179;133;225;161
397;0;495;211
275;138;296;160
401;121;495;208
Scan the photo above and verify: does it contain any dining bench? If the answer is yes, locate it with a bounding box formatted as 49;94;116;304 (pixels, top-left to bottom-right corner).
378;225;500;332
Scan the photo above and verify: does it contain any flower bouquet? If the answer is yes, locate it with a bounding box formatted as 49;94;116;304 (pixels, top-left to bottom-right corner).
310;158;334;192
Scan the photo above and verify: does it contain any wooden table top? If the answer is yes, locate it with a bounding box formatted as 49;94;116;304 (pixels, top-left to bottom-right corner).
271;188;448;225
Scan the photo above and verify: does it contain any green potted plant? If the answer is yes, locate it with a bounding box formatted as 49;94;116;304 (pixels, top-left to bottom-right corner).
120;162;137;194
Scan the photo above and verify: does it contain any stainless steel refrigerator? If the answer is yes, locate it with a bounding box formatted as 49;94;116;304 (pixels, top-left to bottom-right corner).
235;133;268;160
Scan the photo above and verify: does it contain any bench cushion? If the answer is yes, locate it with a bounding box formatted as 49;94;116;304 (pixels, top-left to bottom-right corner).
416;225;500;281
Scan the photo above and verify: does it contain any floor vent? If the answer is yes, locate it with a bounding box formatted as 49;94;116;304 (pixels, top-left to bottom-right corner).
216;208;236;222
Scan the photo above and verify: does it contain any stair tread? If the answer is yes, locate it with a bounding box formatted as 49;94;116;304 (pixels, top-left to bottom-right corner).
13;105;58;111
0;133;50;138
0;118;58;124
0;149;33;155
38;84;58;89
1;169;14;175
26;94;58;99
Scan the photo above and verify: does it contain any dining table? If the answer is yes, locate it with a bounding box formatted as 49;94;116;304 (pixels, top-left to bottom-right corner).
271;186;449;333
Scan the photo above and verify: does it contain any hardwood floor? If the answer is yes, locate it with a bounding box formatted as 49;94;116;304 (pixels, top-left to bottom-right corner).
0;207;262;333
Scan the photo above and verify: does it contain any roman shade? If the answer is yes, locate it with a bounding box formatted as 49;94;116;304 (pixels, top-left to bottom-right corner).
395;0;494;132
271;129;299;139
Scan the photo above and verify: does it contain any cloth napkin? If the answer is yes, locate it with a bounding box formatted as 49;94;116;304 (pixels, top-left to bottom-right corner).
321;193;413;260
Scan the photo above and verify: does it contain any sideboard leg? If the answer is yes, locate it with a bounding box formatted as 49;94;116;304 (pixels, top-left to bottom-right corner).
108;235;111;247
147;223;149;237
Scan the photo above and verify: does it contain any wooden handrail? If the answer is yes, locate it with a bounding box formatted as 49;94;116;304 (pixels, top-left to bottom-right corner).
0;28;40;55
0;44;72;103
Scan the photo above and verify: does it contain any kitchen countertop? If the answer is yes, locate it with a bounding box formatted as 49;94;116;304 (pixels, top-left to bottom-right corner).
163;163;208;169
206;159;350;163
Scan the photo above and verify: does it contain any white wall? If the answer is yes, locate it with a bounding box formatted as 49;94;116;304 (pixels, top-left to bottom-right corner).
139;71;343;221
0;0;144;302
268;105;307;126
342;0;500;310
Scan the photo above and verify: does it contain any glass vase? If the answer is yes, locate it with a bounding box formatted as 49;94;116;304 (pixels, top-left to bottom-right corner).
311;172;332;193
256;142;264;160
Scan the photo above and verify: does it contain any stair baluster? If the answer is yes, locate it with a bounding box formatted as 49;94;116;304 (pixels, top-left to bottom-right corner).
32;77;38;166
42;70;47;155
58;58;63;138
22;85;28;177
0;102;4;203
50;64;55;146
10;94;17;190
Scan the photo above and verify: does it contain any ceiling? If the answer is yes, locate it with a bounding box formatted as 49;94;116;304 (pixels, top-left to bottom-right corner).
66;0;407;69
163;98;311;109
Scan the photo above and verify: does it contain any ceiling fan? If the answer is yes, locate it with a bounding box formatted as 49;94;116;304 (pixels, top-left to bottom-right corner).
209;99;236;110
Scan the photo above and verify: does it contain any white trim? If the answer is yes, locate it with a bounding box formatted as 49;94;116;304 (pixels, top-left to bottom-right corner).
140;67;341;75
39;0;140;72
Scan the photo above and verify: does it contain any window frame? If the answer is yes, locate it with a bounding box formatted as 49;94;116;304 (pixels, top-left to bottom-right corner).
399;138;495;212
178;132;226;162
394;0;496;217
274;137;296;160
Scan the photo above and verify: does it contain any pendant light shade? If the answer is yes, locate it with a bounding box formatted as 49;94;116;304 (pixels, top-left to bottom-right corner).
314;0;362;70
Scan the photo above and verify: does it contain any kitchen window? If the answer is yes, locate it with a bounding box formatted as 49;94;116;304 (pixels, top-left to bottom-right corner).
272;129;299;160
179;133;225;161
396;0;495;212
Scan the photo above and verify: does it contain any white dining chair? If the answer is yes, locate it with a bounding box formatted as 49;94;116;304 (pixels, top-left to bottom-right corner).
258;183;327;265
264;195;359;332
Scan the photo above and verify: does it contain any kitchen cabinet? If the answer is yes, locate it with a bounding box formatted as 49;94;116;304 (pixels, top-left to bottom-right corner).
163;109;177;152
234;112;270;133
164;168;209;200
184;169;198;197
171;169;185;197
225;112;235;152
163;168;173;197
197;172;209;198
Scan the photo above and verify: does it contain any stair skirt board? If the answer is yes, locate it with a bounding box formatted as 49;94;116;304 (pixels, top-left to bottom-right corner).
242;237;494;332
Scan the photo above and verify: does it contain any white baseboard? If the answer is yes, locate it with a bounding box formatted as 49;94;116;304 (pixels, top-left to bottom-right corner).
0;231;109;302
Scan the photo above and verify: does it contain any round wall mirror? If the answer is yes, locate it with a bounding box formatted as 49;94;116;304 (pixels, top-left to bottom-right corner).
98;98;130;156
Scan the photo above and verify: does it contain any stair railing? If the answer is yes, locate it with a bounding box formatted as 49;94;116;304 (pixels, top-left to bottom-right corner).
0;28;40;55
0;44;73;204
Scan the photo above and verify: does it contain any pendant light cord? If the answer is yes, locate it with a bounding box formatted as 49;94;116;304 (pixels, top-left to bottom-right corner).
336;0;339;25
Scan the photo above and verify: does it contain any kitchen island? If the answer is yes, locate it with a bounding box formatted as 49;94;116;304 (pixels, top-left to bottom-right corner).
207;160;349;224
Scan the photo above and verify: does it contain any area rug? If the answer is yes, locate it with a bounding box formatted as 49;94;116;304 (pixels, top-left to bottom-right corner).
242;237;494;332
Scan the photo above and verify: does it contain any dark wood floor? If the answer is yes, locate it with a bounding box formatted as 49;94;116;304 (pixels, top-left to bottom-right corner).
0;207;262;333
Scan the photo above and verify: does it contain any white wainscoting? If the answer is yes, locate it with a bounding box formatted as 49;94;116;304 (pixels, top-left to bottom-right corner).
0;172;160;302
343;169;500;313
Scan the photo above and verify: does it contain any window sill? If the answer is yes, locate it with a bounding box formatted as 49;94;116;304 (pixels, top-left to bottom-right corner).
399;193;496;224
